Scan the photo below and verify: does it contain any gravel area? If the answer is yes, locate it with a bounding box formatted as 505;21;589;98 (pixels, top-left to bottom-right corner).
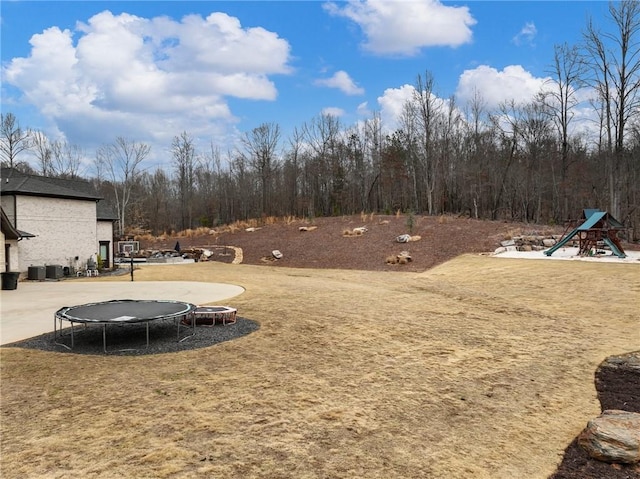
3;317;260;356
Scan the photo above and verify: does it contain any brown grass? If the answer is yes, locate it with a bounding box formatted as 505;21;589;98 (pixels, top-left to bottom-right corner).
1;256;638;478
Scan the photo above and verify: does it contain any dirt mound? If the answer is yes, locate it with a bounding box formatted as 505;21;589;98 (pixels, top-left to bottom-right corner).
141;215;562;272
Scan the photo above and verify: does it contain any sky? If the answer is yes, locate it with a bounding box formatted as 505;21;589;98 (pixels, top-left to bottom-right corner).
1;0;615;171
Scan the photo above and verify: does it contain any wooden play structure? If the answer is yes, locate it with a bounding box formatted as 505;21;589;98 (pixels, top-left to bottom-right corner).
544;209;627;258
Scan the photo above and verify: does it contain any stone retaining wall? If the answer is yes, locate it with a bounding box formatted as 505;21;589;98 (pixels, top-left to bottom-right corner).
502;235;571;252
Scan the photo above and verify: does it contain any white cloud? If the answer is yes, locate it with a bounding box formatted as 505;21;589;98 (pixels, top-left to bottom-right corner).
513;22;537;46
2;10;293;159
321;107;346;117
356;101;371;117
455;65;549;108
315;70;365;95
324;0;475;56
377;84;415;130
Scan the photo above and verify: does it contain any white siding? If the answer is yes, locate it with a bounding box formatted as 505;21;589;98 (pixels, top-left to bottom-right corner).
16;196;97;272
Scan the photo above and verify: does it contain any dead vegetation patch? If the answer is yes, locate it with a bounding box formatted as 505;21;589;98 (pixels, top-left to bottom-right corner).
1;256;638;478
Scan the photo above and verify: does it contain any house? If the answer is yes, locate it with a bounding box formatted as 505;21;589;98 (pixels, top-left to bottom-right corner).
0;168;117;275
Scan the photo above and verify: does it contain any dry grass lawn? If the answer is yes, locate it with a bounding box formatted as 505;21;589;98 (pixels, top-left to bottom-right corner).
1;255;638;478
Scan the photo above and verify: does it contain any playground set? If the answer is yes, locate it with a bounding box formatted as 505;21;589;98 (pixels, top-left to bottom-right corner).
544;209;627;258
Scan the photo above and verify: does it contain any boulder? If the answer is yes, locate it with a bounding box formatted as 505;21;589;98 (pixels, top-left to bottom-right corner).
386;251;413;265
272;250;283;259
542;238;556;247
396;234;411;243
578;410;640;464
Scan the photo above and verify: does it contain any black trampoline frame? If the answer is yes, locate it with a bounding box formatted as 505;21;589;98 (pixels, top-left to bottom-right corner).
54;299;197;353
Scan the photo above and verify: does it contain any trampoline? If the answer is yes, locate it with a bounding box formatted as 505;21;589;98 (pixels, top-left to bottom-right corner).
54;299;197;353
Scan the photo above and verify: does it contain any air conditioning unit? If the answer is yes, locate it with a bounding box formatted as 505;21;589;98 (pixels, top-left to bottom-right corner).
28;266;46;280
45;265;64;279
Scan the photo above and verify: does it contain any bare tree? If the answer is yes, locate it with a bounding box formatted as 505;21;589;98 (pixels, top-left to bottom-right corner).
140;168;173;235
241;122;281;216
412;71;443;214
397;100;422;212
284;127;305;216
303;114;343;216
545;44;584;178
543;43;586;220
195;141;223;227
31;130;53;175
96;137;150;236
582;0;640;218
0;113;31;168
172;131;198;230
51;141;84;178
31;132;83;178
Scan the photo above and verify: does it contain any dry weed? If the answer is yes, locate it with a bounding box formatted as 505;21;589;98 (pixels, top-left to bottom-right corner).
134;232;156;242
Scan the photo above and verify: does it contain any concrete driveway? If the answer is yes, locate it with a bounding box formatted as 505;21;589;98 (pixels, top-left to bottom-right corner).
0;280;245;345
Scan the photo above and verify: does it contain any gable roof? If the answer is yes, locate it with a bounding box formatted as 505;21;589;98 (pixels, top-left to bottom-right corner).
1;207;20;240
97;200;119;221
579;209;625;230
0;168;102;201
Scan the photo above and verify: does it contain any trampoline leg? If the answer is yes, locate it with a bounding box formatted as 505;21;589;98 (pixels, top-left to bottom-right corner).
103;324;107;353
53;314;73;351
177;313;196;342
146;321;150;349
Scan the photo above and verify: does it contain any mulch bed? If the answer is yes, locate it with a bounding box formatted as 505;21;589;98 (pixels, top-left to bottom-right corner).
3;317;260;356
550;353;640;479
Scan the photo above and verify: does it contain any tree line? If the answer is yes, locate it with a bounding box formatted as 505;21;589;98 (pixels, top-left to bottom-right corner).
2;1;639;240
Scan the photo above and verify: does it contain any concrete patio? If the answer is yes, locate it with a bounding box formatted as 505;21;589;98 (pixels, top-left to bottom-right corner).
0;280;245;345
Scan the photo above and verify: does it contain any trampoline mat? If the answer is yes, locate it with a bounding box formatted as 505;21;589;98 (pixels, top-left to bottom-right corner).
57;299;195;323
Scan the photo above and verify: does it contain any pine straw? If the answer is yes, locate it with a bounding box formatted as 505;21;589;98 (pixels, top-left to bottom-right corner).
1;255;638;478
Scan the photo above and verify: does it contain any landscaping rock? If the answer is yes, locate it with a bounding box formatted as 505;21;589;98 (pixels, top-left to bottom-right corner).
578;410;640;464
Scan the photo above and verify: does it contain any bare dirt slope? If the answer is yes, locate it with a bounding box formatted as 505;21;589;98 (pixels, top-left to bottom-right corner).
142;214;563;272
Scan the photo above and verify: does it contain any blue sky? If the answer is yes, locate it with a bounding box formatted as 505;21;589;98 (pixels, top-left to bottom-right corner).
1;1;614;170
